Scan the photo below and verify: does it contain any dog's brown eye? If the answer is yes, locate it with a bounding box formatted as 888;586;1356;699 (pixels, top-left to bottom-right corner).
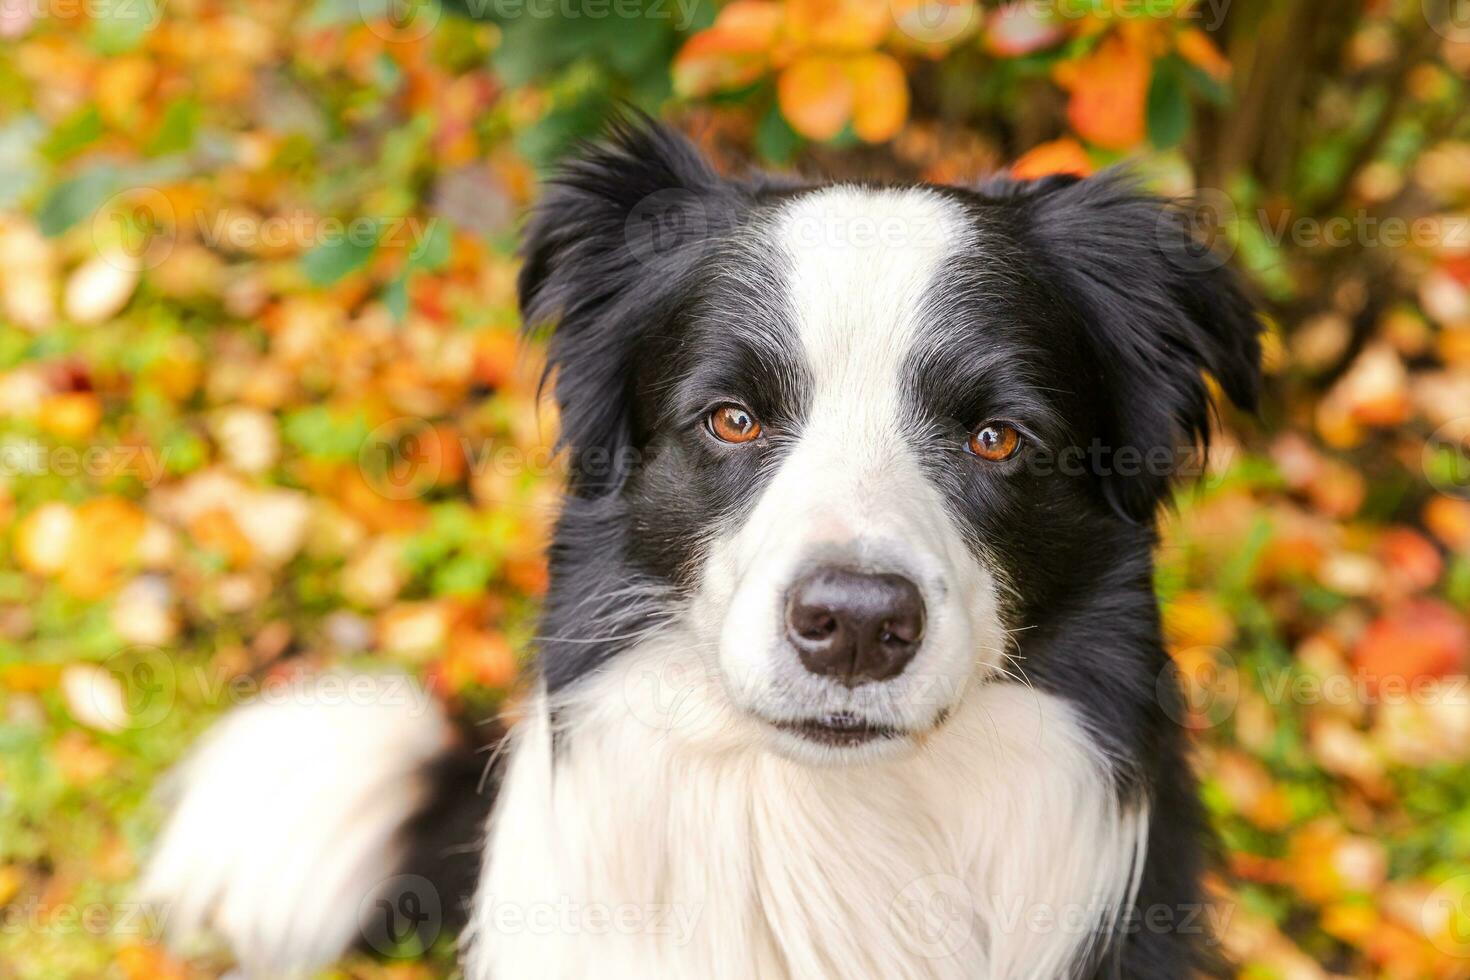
968;422;1021;461
708;404;762;444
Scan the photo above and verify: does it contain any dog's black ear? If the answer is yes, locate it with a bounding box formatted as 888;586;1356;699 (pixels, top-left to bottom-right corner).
992;171;1263;523
519;115;742;496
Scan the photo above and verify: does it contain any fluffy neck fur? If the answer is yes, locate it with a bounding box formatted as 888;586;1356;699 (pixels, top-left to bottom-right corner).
466;630;1148;980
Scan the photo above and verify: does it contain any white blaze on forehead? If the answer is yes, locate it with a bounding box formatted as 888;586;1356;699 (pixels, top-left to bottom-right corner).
695;185;1001;730
772;186;969;440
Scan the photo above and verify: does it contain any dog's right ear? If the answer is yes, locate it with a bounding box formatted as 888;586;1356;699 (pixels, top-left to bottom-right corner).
518;116;743;496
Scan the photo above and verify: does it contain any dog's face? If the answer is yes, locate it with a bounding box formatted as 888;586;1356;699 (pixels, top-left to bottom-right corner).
521;121;1260;764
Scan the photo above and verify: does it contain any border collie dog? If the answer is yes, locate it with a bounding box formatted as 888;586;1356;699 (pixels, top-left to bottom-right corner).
141;119;1261;979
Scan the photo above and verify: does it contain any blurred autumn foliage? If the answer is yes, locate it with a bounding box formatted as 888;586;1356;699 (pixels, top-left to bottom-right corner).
1;0;1470;977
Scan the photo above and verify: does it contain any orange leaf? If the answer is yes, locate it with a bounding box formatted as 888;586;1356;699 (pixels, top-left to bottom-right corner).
1011;138;1094;179
1176;26;1230;80
1376;527;1443;593
1163;590;1235;651
1424;494;1470;553
38;391;102;440
786;0;889;50
778;55;855;141
674;3;783;98
849;52;909;142
1057;33;1149;150
1353;599;1470;692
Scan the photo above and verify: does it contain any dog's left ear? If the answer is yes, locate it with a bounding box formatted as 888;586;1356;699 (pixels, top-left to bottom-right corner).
518;115;746;496
993;172;1263;523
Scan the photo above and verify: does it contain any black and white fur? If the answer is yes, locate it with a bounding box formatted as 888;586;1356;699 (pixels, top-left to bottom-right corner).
140;119;1261;979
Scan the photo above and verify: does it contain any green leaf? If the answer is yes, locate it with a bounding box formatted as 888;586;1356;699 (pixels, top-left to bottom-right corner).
383;273;410;323
515;98;611;170
300;230;379;286
1146;56;1190;151
407;220;451;272
1179;60;1231;107
147;100;200;156
433;552;496;597
282;406;372;459
88;0;163;54
41;106;104;163
35;167;119;236
756;104;801;167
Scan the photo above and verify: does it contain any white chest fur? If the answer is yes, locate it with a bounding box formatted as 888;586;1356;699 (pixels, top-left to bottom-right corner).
466;645;1146;980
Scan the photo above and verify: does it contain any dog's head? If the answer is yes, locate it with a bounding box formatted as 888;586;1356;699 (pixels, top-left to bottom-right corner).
521;119;1260;764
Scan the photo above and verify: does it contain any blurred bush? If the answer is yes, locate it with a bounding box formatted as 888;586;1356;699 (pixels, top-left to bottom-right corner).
0;0;1469;977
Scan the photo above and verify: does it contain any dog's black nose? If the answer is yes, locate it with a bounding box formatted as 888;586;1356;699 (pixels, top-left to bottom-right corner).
785;567;925;687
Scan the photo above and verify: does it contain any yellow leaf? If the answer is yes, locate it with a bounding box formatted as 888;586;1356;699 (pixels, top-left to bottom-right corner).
786;0;889;50
778;55;855;141
15;502;76;576
849;53;908;143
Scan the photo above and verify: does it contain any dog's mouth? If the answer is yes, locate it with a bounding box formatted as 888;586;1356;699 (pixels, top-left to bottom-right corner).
772;713;905;747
